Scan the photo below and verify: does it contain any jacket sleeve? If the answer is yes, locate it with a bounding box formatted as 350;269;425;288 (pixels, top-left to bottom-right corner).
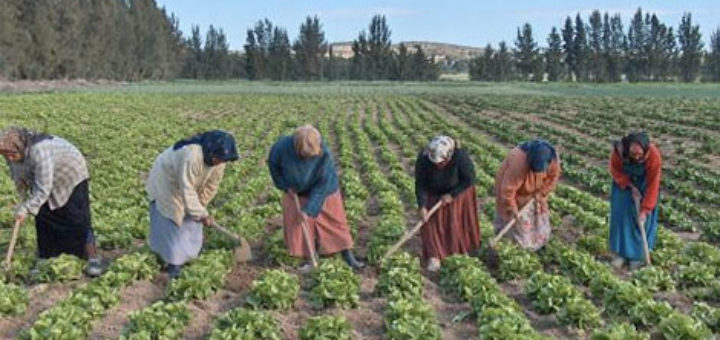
450;151;476;197
180;148;209;220
500;151;526;217
17;147;53;216
610;149;630;189
540;158;561;198
641;145;662;214
268;140;289;192
415;153;429;208
199;164;225;207
302;151;332;218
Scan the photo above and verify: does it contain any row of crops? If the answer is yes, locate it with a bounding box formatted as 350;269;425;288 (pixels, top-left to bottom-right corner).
0;90;718;339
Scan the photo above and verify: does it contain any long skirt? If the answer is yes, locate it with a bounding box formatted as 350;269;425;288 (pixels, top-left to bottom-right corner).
494;198;551;251
282;190;354;258
609;183;659;261
35;180;94;259
148;202;203;266
421;186;481;260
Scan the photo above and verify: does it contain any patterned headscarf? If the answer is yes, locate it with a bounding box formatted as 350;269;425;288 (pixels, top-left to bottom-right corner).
426;136;456;164
173;130;239;166
0;127;52;158
293;124;323;159
519;139;557;172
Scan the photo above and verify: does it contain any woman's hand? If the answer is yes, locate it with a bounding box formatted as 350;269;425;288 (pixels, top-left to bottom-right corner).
441;194;453;204
14;212;26;225
419;207;429;223
200;215;215;227
629;185;641;201
638;211;647;227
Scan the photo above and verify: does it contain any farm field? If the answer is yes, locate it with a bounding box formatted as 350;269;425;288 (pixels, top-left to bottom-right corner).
0;82;719;339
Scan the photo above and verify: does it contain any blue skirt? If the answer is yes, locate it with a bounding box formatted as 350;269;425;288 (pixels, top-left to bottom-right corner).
609;183;659;261
148;202;203;266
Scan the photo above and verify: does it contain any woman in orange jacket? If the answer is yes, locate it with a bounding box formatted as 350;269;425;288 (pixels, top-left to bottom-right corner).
494;140;561;251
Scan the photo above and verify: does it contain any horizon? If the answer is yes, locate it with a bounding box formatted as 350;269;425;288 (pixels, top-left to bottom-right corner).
156;0;720;51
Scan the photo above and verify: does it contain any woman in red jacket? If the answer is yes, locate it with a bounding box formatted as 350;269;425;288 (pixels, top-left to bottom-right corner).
609;132;662;271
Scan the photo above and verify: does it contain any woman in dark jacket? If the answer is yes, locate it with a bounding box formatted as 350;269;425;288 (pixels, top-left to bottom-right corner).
415;135;480;272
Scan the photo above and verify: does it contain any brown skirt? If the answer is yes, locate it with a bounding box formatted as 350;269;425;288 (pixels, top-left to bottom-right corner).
282;190;354;258
421;186;481;260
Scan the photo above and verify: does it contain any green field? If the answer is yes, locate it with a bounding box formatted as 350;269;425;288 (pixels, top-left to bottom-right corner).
0;82;718;339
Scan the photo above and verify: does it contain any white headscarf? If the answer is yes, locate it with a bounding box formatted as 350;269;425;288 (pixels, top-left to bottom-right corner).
426;135;455;164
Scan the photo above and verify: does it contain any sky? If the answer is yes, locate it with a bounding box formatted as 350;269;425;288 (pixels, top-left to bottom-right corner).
156;1;720;51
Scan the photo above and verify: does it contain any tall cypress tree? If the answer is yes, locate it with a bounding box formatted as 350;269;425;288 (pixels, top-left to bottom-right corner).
350;32;368;80
514;23;538;81
546;27;564;81
626;8;646;82
678;12;703;82
392;43;411;80
588;10;604;82
244;29;260;80
574;14;589;81
495;41;513;81
367;15;392;80
293;16;326;80
707;28;720;82
268;26;292;80
561;16;576;80
608;14;625;82
184;25;203;78
470;44;494;81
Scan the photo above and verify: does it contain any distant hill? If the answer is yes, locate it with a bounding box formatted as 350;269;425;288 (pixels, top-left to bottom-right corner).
328;41;483;61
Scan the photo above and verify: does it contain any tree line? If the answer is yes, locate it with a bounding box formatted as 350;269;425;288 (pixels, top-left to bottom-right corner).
2;2;718;82
470;8;720;82
185;15;439;81
0;0;184;80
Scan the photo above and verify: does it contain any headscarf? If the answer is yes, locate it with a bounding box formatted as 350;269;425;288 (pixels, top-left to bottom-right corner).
519;139;557;172
425;136;456;164
0;127;52;158
616;131;650;162
0;127;53;193
173;130;239;166
293;124;323;159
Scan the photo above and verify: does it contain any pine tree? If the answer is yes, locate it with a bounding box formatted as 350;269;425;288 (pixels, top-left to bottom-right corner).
244;29;260;80
469;44;494;81
392;43;411;80
495;41;513;81
351;32;368;79
203;25;230;79
588;10;604;82
367;15;393;80
514;23;538;81
293;16;327;80
546;27;564;81
574;14;589;81
626;8;646;82
267;26;292;80
184;25;203;78
561;16;576;80
660;26;677;81
607;14;625;82
678;12;703;82
411;45;438;80
707;28;720;82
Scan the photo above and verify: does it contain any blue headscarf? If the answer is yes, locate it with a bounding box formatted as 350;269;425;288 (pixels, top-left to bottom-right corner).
519;139;557;172
173;130;239;166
